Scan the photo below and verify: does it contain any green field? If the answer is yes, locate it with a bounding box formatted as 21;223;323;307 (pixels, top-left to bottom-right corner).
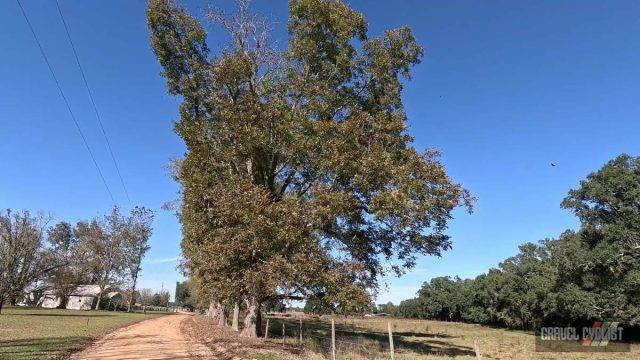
0;306;165;359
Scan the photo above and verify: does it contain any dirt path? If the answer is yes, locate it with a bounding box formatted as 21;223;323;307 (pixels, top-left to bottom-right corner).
70;313;213;360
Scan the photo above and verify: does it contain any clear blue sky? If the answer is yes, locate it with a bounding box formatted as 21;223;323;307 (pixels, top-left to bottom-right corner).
2;0;639;303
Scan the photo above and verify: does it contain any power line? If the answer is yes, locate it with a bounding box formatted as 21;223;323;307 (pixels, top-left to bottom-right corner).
55;0;131;204
16;0;116;205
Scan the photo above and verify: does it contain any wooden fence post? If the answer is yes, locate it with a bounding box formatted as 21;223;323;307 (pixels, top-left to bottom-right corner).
331;318;336;360
264;318;270;339
474;337;482;359
388;322;395;360
299;318;303;346
282;322;286;347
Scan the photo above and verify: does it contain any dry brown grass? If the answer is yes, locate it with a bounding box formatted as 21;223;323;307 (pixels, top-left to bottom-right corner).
190;314;640;359
184;315;305;360
301;317;640;359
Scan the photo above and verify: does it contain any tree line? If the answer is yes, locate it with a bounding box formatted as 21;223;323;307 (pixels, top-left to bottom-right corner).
147;0;471;337
383;155;640;330
137;288;170;311
0;206;153;314
174;280;195;309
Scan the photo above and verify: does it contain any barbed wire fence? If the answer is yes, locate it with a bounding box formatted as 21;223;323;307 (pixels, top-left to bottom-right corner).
263;316;396;359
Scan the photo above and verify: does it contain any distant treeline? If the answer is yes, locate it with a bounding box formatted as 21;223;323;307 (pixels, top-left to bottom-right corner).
380;154;640;330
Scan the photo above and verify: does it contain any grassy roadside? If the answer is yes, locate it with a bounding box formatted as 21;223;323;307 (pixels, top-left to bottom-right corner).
0;306;167;359
193;313;640;360
184;315;304;360
265;316;640;359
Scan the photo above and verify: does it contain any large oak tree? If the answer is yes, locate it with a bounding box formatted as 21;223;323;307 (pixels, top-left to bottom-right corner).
148;0;471;336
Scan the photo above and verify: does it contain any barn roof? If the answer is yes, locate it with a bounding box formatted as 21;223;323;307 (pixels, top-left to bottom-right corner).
107;291;122;298
70;285;102;296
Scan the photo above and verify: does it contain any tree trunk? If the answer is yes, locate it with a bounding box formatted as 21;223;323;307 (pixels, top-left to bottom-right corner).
0;297;4;315
58;295;69;309
241;299;260;338
208;301;216;318
94;286;104;310
128;271;139;313
232;302;240;332
257;305;262;337
218;302;226;326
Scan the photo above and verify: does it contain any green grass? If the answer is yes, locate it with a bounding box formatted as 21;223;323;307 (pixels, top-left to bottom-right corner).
252;353;287;360
0;306;165;359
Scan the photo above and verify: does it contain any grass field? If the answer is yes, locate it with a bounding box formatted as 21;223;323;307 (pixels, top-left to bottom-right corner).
0;306;165;359
264;316;640;359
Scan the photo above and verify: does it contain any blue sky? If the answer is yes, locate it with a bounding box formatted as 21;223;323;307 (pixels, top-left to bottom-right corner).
2;0;639;303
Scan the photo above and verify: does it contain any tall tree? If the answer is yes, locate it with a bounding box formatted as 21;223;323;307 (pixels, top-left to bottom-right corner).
175;280;192;307
0;210;54;314
159;290;170;308
76;208;128;310
148;0;471;336
138;288;155;313
123;207;154;312
45;221;90;308
560;154;640;324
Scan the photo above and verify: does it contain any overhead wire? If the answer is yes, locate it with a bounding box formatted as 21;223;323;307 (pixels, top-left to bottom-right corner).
16;0;116;205
55;0;131;204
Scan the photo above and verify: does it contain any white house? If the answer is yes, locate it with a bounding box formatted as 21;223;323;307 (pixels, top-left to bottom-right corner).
40;292;62;308
65;285;103;310
105;291;125;310
34;285;107;310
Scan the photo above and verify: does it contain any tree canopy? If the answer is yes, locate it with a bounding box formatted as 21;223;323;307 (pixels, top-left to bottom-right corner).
147;0;471;336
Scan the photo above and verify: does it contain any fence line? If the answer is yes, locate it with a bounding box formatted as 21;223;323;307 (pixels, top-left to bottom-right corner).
263;316;395;359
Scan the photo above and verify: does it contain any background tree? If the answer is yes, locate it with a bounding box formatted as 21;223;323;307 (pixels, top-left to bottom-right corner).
45;221;89;308
76;208;128;310
138;288;155;313
174;280;195;308
159;290;170;308
559;154;640;325
0;210;58;314
152;292;162;307
396;297;424;319
377;302;398;316
303;296;335;316
494;242;557;329
395;154;640;330
0;207;152;313
148;0;471;337
123;207;154;312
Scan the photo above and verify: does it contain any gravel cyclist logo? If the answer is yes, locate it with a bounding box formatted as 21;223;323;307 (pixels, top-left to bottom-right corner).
536;322;629;352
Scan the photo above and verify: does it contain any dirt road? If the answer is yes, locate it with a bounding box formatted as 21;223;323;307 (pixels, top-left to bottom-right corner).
70;313;213;360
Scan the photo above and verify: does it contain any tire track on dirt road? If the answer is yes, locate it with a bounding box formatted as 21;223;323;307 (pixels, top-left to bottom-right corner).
70;313;213;359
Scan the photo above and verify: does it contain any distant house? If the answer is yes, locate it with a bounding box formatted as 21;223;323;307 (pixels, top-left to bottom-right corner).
35;285;111;310
40;292;62;308
105;291;125;310
66;285;103;310
364;313;389;317
19;288;59;308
